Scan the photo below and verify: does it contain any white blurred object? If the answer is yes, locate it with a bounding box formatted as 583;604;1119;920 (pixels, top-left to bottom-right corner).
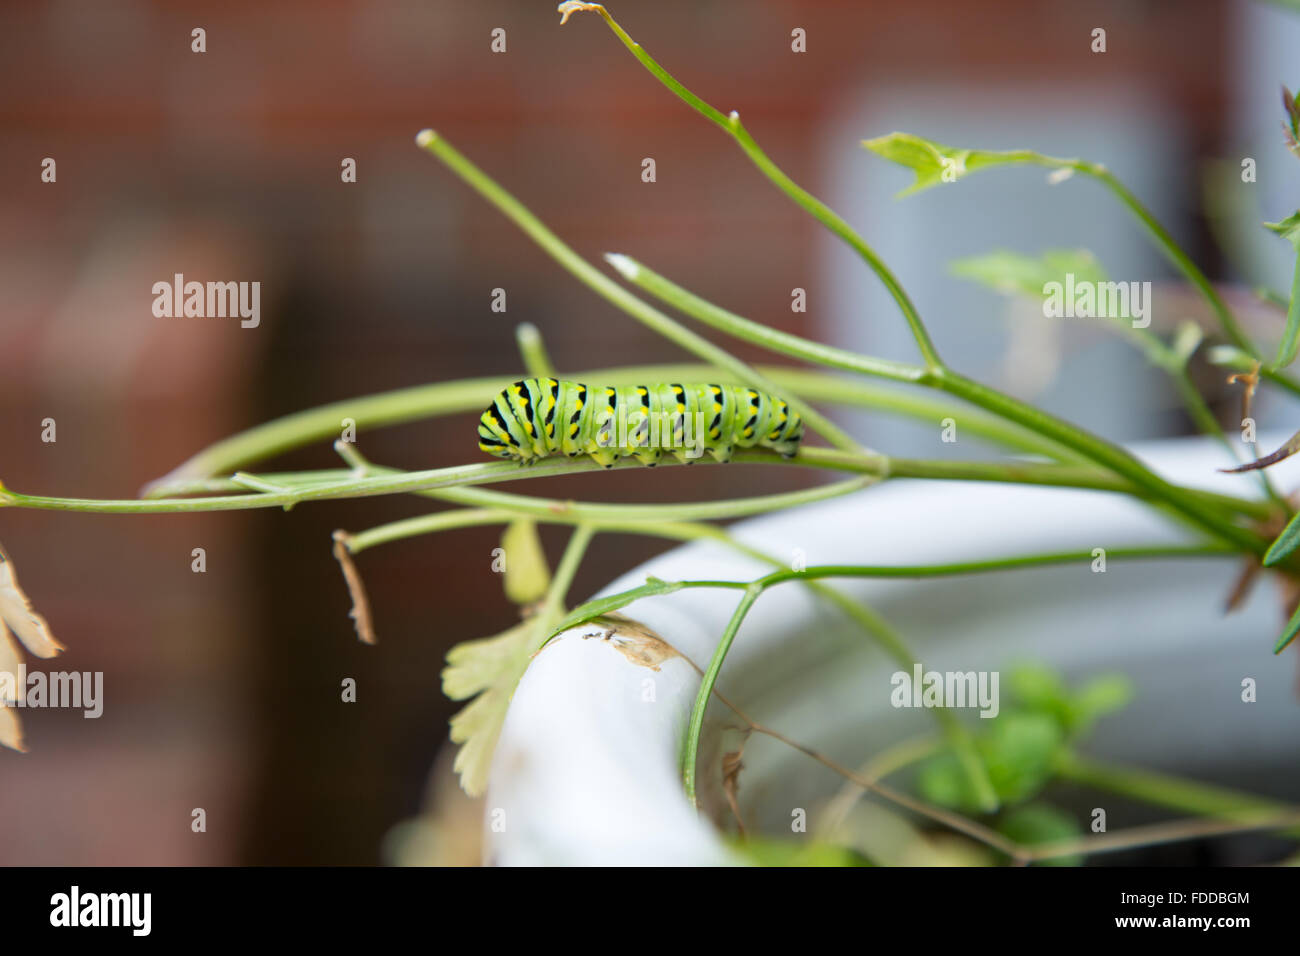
486;435;1300;865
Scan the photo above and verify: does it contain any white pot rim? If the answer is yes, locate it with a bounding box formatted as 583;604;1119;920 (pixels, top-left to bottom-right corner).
484;433;1300;866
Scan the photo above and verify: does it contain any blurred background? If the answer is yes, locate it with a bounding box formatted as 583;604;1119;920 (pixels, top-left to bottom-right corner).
0;0;1297;864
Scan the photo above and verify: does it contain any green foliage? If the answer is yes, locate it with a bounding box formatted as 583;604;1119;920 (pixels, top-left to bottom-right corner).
1264;505;1300;568
1267;211;1300;247
1264;213;1300;370
862;133;1058;197
442;622;536;797
732;836;872;867
996;803;1084;867
950;248;1107;299
500;519;550;606
918;712;1063;812
917;664;1132;814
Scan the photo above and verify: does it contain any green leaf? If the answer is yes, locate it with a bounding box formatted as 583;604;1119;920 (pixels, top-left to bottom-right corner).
1265;213;1300;249
980;712;1065;803
1006;664;1131;738
500;519;550;606
916;754;970;810
1265;507;1300;567
732;836;870;867
1006;664;1072;717
1069;675;1134;731
996;803;1084;866
442;621;535;796
863;132;1063;197
547;576;683;639
950;248;1107;300
918;711;1066;812
1264;217;1300;369
1273;601;1300;654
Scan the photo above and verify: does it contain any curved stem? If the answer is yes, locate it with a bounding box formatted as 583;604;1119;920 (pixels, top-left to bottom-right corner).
414;130;863;455
645;546;1237;805
558;2;941;366
515;322;557;379
932;368;1271;555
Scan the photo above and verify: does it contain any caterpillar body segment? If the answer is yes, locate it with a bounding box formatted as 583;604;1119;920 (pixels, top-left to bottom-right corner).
477;378;804;467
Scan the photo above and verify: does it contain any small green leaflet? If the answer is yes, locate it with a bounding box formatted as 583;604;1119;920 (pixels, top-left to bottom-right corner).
950;248;1107;300
500;518;550;606
1274;601;1300;654
1263;495;1300;569
546;576;681;640
442;621;536;797
862;132;1071;197
996;804;1084;867
1265;212;1300;370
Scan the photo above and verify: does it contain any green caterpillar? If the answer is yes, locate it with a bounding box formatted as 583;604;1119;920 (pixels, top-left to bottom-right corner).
478;378;804;467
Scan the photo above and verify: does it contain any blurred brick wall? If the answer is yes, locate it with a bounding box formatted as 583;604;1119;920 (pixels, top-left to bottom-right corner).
0;0;1231;863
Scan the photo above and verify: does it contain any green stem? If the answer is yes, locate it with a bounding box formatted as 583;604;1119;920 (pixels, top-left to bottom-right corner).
1080;162;1259;358
559;2;941;367
683;585;761;804
602;255;1278;529
341;477;871;552
125;445;1275;524
1208;344;1300;402
534;524;596;638
515;322;558;379
634;547;1236;805
138;362;1085;498
933;368;1271;555
1056;750;1299;834
711;539;997;811
767;368;1082;461
414;130;863;455
817;735;942;838
129;438;1278;524
4;456;876;514
605;254;928;384
1274;253;1300;371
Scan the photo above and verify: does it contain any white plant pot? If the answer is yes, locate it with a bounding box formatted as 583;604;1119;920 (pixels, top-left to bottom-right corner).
484;435;1300;866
